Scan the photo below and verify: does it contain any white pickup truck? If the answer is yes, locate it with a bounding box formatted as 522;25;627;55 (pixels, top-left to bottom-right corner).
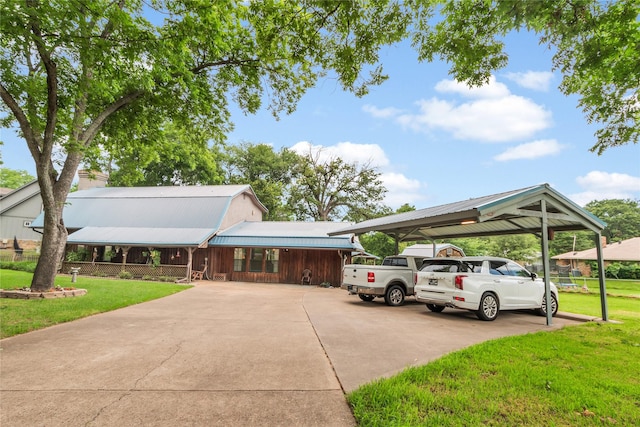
415;256;558;321
341;255;423;306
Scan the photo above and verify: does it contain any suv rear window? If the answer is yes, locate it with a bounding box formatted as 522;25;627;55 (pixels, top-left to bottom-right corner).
420;259;481;273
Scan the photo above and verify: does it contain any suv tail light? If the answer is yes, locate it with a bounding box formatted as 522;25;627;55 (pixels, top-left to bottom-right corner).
367;272;375;283
454;275;466;290
414;273;417;284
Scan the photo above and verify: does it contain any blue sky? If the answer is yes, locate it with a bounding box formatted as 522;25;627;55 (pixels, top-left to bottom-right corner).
2;30;639;209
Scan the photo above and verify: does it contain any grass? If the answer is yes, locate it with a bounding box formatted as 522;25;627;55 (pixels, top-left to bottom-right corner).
0;269;191;338
349;279;640;426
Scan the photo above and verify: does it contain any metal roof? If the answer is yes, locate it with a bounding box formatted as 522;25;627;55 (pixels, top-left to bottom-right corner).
67;227;215;247
329;184;605;240
210;221;363;250
30;185;268;247
401;243;465;257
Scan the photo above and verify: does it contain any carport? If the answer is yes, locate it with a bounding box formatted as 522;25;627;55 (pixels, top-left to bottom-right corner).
330;184;608;325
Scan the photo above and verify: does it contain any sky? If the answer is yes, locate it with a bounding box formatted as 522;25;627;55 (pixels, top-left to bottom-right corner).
2;29;639;210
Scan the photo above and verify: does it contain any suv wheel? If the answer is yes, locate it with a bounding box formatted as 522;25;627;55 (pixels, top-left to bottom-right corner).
476;292;499;321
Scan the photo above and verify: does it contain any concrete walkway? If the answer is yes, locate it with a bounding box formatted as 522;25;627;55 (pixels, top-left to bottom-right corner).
1;282;583;426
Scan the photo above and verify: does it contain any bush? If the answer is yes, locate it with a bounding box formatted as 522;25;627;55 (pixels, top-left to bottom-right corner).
118;270;133;280
606;262;640;280
0;261;37;273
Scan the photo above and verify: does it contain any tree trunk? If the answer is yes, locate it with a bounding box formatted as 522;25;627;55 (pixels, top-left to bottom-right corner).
30;165;75;292
31;214;67;291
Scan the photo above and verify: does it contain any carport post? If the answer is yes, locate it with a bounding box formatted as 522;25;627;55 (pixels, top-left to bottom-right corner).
540;200;552;326
594;233;609;321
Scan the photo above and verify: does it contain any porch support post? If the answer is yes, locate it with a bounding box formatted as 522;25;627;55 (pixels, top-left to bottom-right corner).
540;200;552;326
121;247;131;271
594;233;609;321
186;247;195;283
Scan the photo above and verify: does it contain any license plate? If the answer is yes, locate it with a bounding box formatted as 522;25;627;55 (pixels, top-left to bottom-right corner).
428;279;438;286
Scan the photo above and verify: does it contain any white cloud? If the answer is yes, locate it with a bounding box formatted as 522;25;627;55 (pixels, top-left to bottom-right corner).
290;140;389;168
434;76;511;99
380;172;427;208
505;71;554;92
362;104;402;119
570;171;640;206
290;141;427;209
395;76;552;142
494;139;565;161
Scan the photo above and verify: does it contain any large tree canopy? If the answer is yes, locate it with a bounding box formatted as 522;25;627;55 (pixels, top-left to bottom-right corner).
0;0;407;290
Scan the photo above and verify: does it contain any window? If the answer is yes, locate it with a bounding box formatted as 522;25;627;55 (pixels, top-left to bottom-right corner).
233;248;279;273
490;261;509;275
249;248;264;272
265;249;279;273
233;248;247;272
507;261;531;277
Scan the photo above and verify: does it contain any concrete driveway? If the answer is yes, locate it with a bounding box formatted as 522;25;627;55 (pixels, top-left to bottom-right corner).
1;282;583;426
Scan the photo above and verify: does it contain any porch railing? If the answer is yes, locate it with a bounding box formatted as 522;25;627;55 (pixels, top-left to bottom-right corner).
61;261;188;280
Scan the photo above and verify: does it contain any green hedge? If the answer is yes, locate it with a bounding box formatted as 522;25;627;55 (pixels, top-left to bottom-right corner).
0;261;37;273
587;261;640;279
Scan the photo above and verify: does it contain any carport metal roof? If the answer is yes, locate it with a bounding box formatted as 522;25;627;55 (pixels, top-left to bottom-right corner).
329;184;605;241
330;184;609;324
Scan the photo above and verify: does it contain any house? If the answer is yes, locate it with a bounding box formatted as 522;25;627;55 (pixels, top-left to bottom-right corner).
400;243;465;258
0;180;42;250
552;236;640;276
30;184;362;285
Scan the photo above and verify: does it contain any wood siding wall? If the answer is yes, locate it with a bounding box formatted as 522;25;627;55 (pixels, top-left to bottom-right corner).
205;247;349;286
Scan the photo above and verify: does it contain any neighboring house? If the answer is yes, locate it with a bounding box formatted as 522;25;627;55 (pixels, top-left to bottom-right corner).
552;236;640;276
30;184;361;285
400;243;465;258
0;180;42;249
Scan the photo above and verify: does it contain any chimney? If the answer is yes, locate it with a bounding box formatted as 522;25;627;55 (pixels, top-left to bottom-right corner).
601;236;607;248
77;170;109;191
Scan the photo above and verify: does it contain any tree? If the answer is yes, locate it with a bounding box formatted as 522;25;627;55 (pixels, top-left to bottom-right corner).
585;199;640;242
411;0;639;153
222;142;300;220
548;231;594;257
0;167;35;189
0;0;408;291
288;147;387;221
88;123;224;186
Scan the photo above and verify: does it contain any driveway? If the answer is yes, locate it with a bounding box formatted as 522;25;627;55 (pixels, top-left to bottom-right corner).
0;282;583;426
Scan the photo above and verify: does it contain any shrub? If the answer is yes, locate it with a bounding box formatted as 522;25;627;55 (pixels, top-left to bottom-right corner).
0;261;37;273
118;270;133;280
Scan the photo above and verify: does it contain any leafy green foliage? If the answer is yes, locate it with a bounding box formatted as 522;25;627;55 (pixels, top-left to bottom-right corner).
0;168;35;189
94;123;223;186
222;142;300;220
585;199;640;242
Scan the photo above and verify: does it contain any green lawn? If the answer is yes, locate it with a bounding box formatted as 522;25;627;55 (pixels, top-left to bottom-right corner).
0;269;190;338
349;279;640;426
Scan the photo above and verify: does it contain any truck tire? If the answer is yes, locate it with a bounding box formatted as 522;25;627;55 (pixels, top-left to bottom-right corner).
476;292;499;321
426;304;445;313
385;285;405;306
359;294;375;302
